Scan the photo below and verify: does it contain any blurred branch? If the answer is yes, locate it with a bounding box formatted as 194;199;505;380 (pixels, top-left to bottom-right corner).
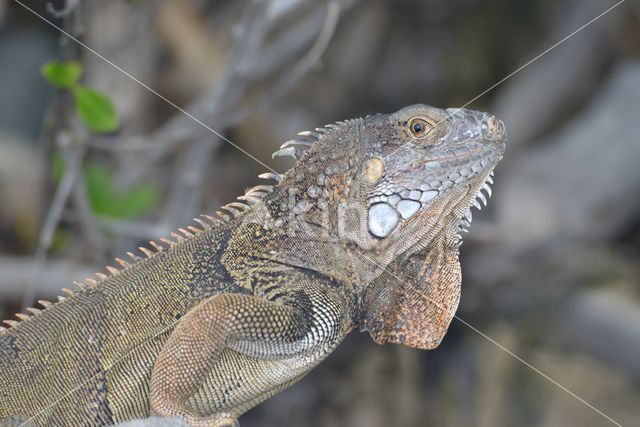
71;166;106;256
159;0;271;226
0;256;94;301
111;0;345;227
90;0;349;154
21;137;84;309
218;0;341;128
94;217;170;241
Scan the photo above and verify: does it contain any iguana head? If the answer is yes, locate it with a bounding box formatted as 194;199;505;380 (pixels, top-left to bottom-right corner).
266;104;505;349
348;104;505;248
346;104;506;349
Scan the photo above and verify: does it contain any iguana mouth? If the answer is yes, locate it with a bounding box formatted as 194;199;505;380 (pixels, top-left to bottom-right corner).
457;169;496;234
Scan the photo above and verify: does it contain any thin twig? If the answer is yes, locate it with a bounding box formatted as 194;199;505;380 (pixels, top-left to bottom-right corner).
161;0;341;226
71;165;106;262
88;0;346;155
216;0;341;128
21;145;84;310
0;256;94;300
161;0;271;226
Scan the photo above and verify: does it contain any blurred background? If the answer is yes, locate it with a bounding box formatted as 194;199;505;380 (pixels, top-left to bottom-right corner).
1;0;639;426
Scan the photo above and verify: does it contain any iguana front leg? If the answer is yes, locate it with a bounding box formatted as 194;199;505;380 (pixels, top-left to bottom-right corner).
150;288;350;426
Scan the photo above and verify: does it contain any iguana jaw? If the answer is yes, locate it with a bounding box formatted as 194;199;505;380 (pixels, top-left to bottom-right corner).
365;152;503;242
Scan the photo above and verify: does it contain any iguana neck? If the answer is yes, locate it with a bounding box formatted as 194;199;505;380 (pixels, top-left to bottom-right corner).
229;118;365;282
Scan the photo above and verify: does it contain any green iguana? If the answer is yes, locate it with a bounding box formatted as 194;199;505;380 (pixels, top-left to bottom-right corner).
0;104;506;426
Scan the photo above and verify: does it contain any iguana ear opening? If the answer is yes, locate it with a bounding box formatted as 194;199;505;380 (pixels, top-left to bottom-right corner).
361;246;461;350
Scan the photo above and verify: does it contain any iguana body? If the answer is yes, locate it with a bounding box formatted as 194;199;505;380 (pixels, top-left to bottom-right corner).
0;105;506;426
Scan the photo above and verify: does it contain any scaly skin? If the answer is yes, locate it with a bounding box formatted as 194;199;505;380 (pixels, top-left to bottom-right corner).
0;104;506;426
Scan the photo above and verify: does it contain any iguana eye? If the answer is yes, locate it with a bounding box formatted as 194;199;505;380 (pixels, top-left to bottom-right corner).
409;117;430;137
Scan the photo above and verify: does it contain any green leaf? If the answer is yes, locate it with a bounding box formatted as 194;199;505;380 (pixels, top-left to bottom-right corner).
84;165;160;219
72;85;119;133
41;60;83;89
84;166;112;216
117;183;160;219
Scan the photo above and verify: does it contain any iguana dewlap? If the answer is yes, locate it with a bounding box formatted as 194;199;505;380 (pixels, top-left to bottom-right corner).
0;104;506;426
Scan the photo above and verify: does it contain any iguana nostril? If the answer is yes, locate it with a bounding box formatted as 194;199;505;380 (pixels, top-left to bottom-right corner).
486;116;506;141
